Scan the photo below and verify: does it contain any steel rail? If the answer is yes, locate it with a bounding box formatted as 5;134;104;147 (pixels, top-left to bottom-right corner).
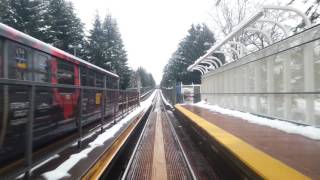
120;91;158;180
159;93;197;180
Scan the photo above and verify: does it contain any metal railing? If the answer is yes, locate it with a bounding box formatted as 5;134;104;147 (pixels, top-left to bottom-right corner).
0;78;139;179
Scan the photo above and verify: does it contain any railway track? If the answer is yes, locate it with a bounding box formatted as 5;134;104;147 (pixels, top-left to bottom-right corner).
121;91;194;179
105;90;217;180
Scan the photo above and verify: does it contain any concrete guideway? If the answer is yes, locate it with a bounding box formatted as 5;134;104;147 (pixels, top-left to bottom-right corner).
123;90;199;180
151;103;168;180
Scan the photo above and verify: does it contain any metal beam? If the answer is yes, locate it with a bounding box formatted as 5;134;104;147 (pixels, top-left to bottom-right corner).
192;67;205;75
187;10;264;71
263;5;311;27
202;59;218;69
257;19;289;37
244;28;273;44
206;56;224;67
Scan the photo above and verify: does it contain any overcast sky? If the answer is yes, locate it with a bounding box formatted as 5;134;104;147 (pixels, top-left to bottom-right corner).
70;0;213;84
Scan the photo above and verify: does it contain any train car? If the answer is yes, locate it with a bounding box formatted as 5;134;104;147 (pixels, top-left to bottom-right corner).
0;23;119;167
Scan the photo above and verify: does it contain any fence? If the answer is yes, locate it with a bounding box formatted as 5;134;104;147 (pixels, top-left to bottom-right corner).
162;83;201;105
201;24;320;127
0;78;139;178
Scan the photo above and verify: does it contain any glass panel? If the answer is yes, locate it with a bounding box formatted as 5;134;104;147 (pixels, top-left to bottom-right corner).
87;70;95;87
240;66;245;93
259;95;268;115
248;95;256;112
8;42;31;80
289;47;304;92
313;40;320;91
34;53;50;82
80;67;87;86
273;54;284;92
315;94;320;126
291;94;306;123
274;95;284;119
57;60;74;85
96;72;103;88
260;60;267;92
248;63;255;92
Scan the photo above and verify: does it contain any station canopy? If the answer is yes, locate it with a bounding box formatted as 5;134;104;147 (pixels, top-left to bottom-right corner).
187;5;312;75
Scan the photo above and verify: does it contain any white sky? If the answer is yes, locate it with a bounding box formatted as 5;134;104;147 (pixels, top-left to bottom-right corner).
70;0;213;84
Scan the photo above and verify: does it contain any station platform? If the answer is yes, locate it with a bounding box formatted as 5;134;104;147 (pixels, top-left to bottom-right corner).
175;104;320;179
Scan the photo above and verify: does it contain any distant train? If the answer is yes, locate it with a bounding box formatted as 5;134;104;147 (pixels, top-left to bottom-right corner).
0;23;132;168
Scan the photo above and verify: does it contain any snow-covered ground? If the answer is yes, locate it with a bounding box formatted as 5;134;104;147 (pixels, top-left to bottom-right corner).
40;91;156;180
194;101;320;140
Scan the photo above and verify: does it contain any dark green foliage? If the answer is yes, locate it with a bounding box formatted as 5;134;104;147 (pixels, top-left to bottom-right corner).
86;14;105;65
136;67;156;88
161;23;216;87
0;0;86;56
86;14;131;89
43;0;85;56
0;1;151;90
101;15;130;89
0;0;45;39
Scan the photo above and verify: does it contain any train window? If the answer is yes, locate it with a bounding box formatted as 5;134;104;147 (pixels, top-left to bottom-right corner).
110;77;118;89
34;53;50;82
106;76;111;89
8;43;31;80
96;73;103;88
80;66;87;86
87;70;95;87
57;60;74;85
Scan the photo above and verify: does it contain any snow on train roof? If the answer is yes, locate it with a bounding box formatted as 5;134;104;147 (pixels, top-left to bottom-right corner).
0;23;119;78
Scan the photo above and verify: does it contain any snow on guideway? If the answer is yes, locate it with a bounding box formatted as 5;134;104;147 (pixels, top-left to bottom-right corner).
194;101;320;140
42;91;156;180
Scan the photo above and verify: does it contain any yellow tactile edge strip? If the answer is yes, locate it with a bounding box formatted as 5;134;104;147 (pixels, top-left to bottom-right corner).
175;104;310;180
81;110;146;180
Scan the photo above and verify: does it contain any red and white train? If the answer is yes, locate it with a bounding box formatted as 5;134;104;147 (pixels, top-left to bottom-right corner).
0;23;125;167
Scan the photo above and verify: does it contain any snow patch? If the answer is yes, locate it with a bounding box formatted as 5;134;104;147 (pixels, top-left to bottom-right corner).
194;101;320;140
42;91;156;180
16;154;60;179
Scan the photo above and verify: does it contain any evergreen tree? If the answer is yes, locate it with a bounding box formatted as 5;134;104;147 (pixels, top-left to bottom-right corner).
161;24;219;87
0;0;45;40
102;14;130;89
87;14;106;66
43;0;85;56
135;67;156;88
